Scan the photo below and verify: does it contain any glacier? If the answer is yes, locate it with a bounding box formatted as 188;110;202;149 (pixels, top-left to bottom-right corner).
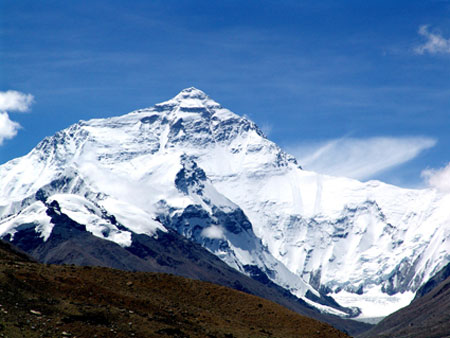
0;87;448;319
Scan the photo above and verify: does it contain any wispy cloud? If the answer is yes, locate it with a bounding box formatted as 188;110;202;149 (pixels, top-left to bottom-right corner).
415;25;450;55
260;122;273;137
0;90;34;145
287;137;437;181
421;163;450;193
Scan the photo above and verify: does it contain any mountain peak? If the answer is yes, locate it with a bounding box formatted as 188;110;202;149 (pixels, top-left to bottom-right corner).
177;87;208;99
156;87;221;110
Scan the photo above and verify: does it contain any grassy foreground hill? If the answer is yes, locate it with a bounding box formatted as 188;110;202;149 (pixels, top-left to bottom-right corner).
0;241;349;338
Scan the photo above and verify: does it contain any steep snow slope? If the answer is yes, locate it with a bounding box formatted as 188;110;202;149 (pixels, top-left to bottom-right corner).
0;87;448;319
211;168;450;318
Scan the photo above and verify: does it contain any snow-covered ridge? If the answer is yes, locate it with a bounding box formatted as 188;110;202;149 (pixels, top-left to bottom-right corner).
0;87;448;319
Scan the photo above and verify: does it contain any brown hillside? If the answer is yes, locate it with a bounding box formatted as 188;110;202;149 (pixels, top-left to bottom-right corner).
0;243;349;338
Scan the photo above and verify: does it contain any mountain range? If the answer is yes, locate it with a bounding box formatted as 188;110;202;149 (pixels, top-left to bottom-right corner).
0;87;448;326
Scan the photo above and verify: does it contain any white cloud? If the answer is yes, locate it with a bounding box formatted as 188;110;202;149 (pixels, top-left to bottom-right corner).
201;225;225;239
415;25;450;55
287;137;436;181
0;90;34;112
421;163;450;193
0;112;21;145
0;90;34;145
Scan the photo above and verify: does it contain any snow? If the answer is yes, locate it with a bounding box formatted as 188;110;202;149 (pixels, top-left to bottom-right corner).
0;87;448;318
333;286;415;319
209;158;450;308
100;197;167;236
50;194;133;247
156;87;221;110
0;201;53;241
302;297;349;317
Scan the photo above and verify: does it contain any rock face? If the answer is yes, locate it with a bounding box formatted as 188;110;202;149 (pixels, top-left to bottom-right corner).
0;87;449;319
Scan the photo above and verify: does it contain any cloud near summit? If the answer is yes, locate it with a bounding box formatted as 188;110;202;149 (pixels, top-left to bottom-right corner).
287;136;437;181
0;90;34;145
422;163;450;192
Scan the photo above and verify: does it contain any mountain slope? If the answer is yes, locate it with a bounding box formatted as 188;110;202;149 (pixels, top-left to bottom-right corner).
359;262;450;337
2;196;371;335
0;87;448;320
413;261;450;300
0;240;351;338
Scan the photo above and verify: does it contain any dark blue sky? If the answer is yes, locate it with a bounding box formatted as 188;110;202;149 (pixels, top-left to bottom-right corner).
1;1;450;187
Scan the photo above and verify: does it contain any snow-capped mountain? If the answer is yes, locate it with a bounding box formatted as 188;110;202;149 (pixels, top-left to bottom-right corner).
0;87;448;320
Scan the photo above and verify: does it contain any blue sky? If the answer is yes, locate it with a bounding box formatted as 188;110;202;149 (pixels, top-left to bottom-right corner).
1;0;450;188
